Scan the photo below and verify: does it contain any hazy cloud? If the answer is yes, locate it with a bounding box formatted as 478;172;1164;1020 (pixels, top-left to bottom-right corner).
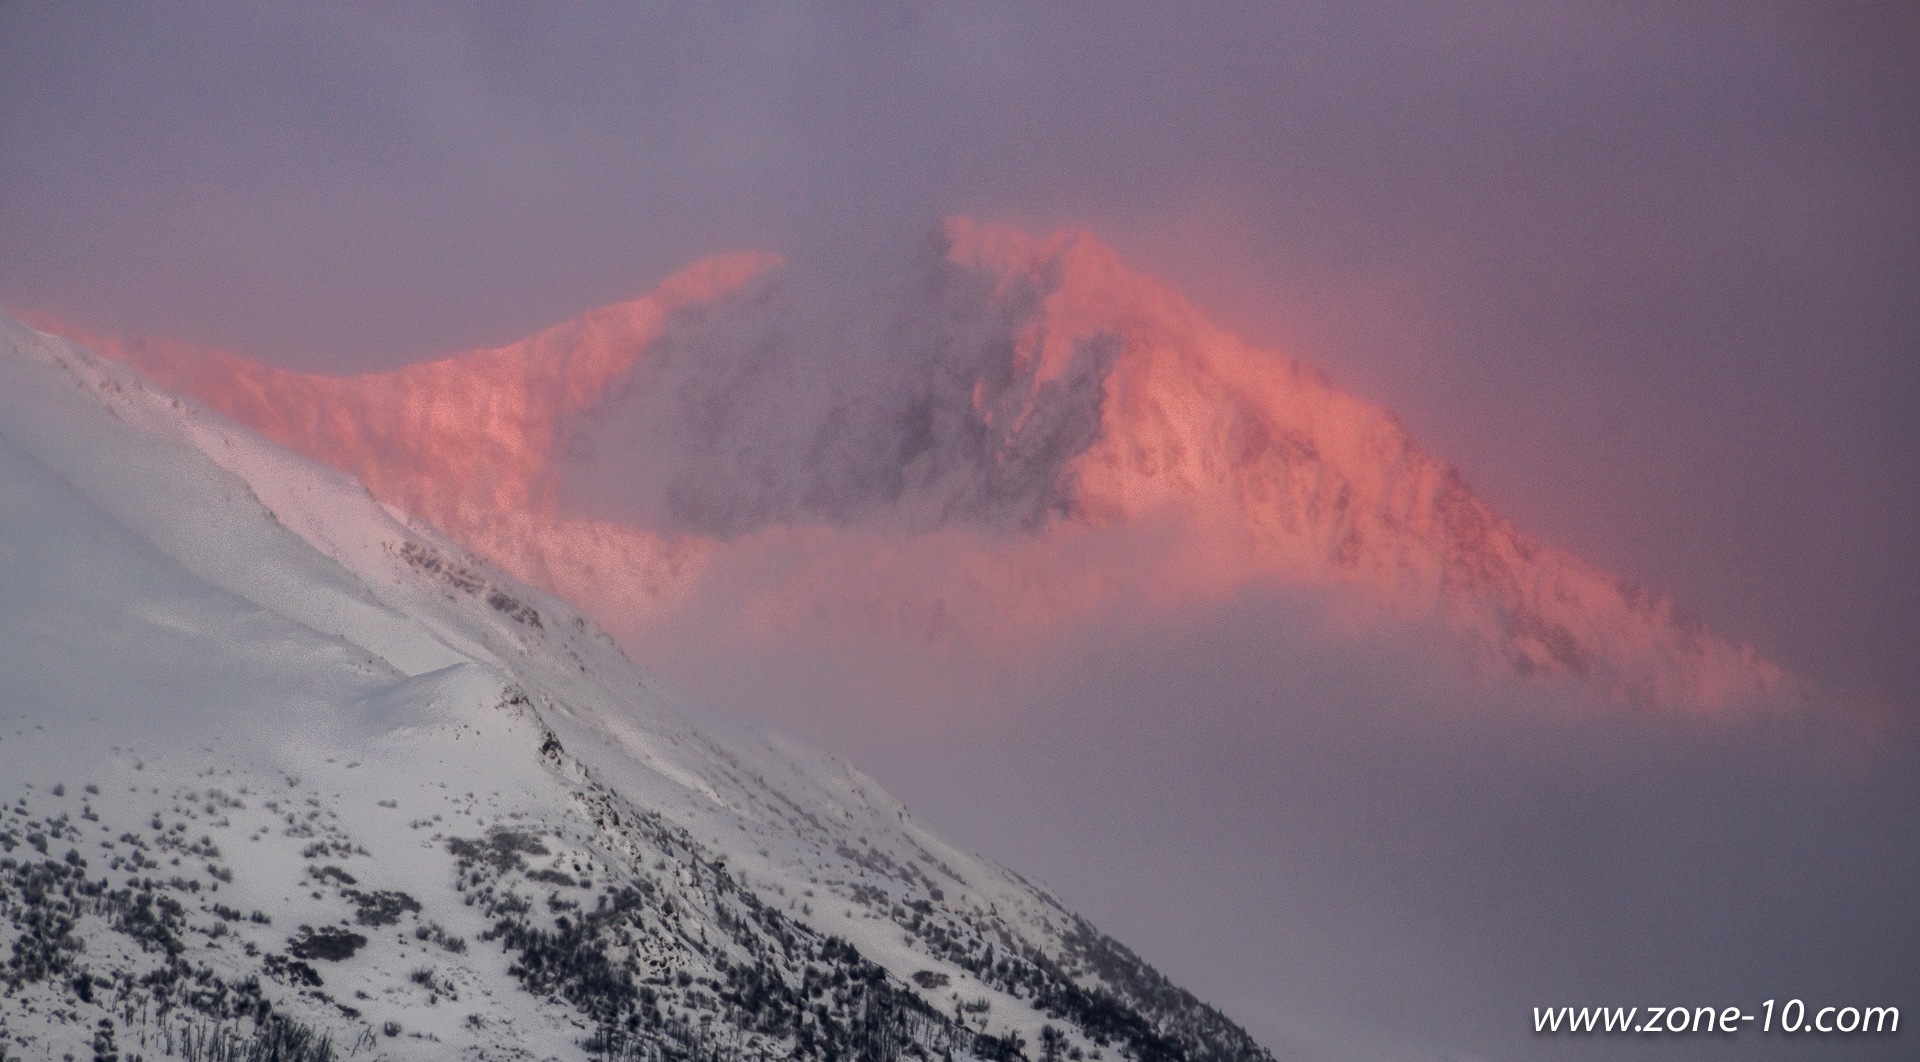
3;0;1911;700
2;3;1916;1057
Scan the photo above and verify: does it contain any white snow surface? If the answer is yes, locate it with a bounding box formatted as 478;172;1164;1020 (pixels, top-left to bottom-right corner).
0;318;1294;1060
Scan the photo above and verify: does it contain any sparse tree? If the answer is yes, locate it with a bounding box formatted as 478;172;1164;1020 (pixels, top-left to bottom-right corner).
1040;1024;1065;1062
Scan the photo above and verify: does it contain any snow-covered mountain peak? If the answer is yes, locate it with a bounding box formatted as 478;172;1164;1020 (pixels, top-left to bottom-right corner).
930;221;1791;708
30;222;1790;710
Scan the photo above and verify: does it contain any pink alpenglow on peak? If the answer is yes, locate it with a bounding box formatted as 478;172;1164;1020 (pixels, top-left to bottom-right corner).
37;251;781;521
31;252;782;626
37;222;1785;710
939;220;1787;707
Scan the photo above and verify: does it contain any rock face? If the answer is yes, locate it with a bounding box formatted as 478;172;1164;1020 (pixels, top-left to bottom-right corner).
40;219;1784;708
0;317;1271;1062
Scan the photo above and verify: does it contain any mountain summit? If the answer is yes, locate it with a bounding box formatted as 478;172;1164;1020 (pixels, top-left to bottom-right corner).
40;220;1784;709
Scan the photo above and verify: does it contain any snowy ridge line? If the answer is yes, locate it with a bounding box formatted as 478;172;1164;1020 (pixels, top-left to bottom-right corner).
36;220;1800;710
1;314;1281;1061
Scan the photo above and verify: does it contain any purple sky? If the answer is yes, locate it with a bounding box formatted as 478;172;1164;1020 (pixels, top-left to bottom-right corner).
4;3;1917;1057
2;2;1913;703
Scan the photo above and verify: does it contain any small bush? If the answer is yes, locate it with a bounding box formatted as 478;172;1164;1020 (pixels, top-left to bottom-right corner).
412;921;468;953
287;925;367;961
446;827;549;872
263;954;324;987
348;889;421;926
310;864;357;886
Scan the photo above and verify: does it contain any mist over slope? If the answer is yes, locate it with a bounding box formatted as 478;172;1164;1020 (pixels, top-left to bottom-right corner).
0;318;1278;1061
47;220;1785;710
6;275;1914;1062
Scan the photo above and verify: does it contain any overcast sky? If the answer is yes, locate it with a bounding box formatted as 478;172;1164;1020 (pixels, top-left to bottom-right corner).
3;2;1914;704
4;4;1917;1057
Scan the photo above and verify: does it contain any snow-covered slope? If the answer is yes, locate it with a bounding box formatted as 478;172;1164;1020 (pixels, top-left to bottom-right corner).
42;220;1786;710
0;318;1272;1061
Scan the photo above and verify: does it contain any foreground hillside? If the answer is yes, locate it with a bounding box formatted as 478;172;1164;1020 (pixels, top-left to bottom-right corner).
0;317;1271;1062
